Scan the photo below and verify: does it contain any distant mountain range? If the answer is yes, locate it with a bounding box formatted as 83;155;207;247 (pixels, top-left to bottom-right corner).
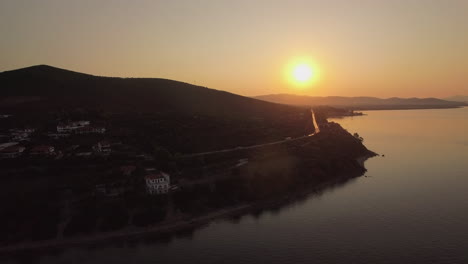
2;65;464;115
444;95;468;103
0;65;304;119
254;94;467;110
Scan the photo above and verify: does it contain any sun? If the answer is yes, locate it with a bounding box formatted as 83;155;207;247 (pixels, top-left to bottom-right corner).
285;58;320;88
293;64;313;83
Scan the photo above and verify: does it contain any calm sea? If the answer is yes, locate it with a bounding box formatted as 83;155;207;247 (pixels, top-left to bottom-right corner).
6;107;468;264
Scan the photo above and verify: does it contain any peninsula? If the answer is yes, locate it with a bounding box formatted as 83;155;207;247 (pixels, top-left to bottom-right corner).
0;65;375;253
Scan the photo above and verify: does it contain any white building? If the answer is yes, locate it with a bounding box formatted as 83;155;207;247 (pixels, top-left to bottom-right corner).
0;145;25;158
10;128;35;141
57;121;90;132
94;141;111;153
74;126;106;134
0;142;19;151
145;172;170;195
47;133;71;139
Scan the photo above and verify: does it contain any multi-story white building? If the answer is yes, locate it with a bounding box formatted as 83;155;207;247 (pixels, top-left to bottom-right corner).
145;171;170;195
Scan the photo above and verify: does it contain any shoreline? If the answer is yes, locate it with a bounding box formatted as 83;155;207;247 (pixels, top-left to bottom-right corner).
0;153;375;255
349;105;465;111
325;106;466;119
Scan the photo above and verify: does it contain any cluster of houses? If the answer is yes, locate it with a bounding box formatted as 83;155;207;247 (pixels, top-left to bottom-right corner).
49;120;106;139
0;120;109;159
0;142;55;158
0;140;114;159
56;120;105;134
1;117;174;196
9;128;36;141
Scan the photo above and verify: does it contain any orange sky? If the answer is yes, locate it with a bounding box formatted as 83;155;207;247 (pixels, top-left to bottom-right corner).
1;0;467;98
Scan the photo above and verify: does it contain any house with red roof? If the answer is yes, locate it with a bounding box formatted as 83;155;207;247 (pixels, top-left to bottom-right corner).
0;145;25;158
30;145;55;155
145;171;170;195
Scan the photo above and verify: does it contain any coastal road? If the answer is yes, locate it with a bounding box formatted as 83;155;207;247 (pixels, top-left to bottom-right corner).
183;110;320;158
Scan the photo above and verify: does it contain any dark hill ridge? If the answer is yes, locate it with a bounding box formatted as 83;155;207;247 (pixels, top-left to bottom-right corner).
0;65;315;153
0;65;303;119
255;94;467;110
0;65;92;83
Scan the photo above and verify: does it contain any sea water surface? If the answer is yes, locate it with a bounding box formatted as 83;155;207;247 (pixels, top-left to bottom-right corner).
8;107;468;264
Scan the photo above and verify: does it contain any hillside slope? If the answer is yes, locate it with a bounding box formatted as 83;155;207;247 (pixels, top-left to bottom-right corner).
0;65;303;119
0;65;314;153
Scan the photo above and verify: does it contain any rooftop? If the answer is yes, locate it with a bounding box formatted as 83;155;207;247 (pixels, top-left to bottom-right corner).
145;172;169;180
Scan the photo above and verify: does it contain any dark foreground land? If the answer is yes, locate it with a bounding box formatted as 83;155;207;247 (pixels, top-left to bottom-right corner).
0;110;374;255
0;65;374;255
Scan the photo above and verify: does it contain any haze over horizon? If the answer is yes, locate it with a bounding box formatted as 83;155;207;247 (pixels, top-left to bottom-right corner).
1;0;467;98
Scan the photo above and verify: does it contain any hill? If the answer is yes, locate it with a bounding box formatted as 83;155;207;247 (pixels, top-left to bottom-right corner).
0;65;314;153
254;94;466;110
1;65;303;119
444;95;468;103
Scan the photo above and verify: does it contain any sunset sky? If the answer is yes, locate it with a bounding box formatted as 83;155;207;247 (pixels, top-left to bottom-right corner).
1;0;467;98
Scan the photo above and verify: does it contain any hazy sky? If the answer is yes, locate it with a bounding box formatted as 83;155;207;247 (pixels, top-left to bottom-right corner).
1;0;467;97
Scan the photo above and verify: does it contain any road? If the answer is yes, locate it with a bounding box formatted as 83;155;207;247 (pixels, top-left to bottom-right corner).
183;110;320;158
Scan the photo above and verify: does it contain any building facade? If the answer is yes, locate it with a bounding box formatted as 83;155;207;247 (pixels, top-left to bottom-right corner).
145;172;170;195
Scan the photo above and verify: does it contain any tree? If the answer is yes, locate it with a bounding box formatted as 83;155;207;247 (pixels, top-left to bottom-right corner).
353;133;364;142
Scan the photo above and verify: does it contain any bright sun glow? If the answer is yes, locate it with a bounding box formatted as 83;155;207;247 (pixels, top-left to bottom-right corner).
293;64;313;83
285;58;320;89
